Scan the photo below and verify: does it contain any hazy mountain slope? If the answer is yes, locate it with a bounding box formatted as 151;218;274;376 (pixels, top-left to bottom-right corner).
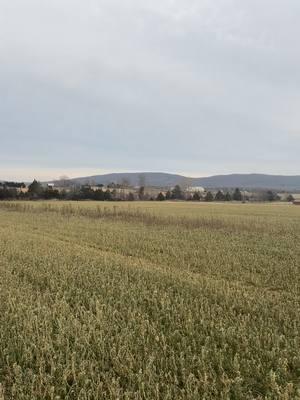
193;174;300;190
67;172;300;190
70;172;186;187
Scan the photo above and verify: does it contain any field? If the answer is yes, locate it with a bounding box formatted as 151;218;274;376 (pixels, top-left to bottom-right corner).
0;201;300;399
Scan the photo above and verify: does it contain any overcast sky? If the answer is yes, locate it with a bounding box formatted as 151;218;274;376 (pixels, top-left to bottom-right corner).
1;0;300;181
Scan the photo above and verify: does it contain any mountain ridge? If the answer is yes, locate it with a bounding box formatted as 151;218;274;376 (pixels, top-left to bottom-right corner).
59;172;300;191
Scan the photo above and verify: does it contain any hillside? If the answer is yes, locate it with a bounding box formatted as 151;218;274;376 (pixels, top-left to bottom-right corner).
67;172;185;187
193;174;300;190
65;172;300;190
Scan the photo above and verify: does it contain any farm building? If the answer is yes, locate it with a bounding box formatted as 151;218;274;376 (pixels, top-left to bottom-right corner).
17;186;29;194
186;186;205;193
0;182;28;194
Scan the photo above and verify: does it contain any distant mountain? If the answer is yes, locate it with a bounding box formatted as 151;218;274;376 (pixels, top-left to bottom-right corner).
67;172;185;187
62;172;300;191
192;174;300;190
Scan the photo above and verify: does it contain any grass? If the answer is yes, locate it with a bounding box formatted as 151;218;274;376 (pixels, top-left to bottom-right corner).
0;201;300;399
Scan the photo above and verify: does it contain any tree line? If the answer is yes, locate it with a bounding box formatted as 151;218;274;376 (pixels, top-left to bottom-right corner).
0;181;295;202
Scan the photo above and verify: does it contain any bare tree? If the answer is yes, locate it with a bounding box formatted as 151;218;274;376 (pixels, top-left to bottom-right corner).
120;178;131;188
59;175;71;187
138;174;146;188
180;177;193;191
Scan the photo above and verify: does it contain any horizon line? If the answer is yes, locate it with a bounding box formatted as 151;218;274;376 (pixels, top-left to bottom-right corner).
1;170;300;183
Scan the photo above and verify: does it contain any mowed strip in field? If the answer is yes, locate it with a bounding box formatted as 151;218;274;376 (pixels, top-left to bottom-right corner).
0;202;300;399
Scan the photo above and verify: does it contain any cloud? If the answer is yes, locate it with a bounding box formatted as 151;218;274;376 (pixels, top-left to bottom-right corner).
0;0;300;180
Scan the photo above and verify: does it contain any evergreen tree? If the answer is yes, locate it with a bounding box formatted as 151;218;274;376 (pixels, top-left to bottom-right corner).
44;189;59;199
205;191;214;202
28;179;43;196
215;190;225;201
233;188;242;201
171;185;183;200
266;190;276;201
104;190;112;201
156;192;165;201
138;186;145;200
224;192;232;201
165;191;172;200
128;192;135;201
94;189;105;201
192;192;201;201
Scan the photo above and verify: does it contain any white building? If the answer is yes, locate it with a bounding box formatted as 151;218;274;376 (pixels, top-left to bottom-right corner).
186;186;205;193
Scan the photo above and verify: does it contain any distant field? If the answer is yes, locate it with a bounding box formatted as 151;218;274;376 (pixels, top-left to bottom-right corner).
0;201;300;399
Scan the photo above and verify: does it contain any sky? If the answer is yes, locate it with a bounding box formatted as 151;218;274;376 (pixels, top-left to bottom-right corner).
1;0;300;181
